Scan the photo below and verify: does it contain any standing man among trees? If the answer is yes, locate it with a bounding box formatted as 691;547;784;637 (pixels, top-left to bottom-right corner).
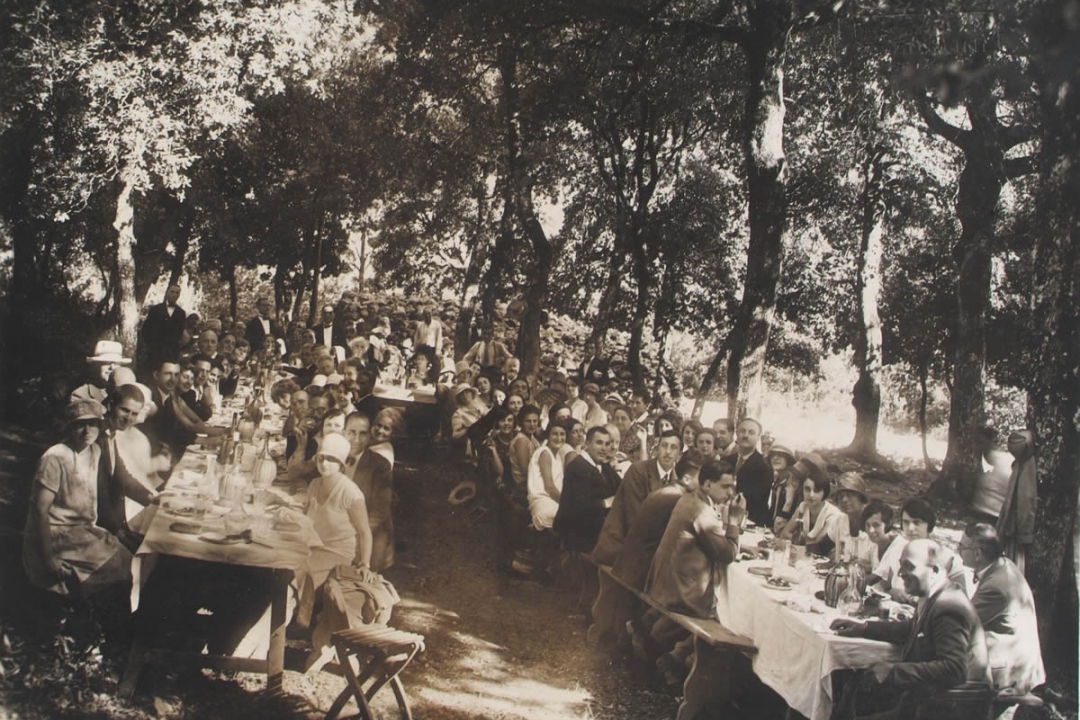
140;284;186;373
412;308;443;355
245;296;283;355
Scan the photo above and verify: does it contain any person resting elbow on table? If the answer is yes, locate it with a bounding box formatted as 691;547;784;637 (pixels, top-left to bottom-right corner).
830;539;990;720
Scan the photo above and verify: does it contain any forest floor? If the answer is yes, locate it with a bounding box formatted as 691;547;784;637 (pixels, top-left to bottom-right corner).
0;424;1074;720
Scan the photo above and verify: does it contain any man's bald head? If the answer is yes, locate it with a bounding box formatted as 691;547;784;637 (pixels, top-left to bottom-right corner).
898;538;946;598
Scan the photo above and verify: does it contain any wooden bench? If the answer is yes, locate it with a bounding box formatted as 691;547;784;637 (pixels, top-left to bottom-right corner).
582;556;757;720
912;686;1045;720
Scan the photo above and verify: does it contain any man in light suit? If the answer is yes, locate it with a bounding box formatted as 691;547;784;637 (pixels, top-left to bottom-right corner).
959;523;1045;695
344;412;395;571
833;539;991;719
592;430;682;565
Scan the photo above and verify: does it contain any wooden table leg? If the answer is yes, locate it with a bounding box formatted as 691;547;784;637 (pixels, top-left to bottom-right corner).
118;633;147;699
677;637;733;720
266;569;290;695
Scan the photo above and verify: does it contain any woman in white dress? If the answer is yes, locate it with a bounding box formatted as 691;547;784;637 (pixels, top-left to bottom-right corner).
527;419;573;530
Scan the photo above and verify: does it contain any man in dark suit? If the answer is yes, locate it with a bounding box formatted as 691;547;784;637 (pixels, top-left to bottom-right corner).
832;539;991;719
729;417;773;526
959;523;1045;694
141;284;186;371
311;304;348;353
592;430;682;565
578;339;610;388
343;412;395;572
553;426;621;554
245;296;283;354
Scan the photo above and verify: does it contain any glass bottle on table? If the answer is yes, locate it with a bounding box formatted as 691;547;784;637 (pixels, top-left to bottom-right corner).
789;517;807;565
218;412;239;468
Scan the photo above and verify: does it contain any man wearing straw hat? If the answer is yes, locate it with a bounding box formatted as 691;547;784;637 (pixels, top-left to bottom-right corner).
70;340;132;405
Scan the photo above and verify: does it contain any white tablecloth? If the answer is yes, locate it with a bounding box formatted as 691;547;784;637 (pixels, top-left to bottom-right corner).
716;533;900;720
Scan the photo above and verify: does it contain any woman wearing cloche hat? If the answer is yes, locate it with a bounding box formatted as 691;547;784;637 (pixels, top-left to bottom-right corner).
23;399;134;597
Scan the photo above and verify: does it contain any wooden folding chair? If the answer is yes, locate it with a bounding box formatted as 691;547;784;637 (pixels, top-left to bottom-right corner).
325;625;425;720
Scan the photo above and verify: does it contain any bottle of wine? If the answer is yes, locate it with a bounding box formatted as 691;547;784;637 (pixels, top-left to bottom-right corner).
789;516;807;565
218;412;239;467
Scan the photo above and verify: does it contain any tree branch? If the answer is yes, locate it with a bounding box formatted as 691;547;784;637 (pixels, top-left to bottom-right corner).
1003;154;1037;179
916;95;970;150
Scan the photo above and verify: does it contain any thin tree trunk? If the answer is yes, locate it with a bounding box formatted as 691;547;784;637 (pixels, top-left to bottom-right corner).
308;221;324;327
725;7;788;422
918;359;934;473
227;264;239;321
112;169;140;356
515;211;552;377
848;148;890;460
591;240;625;344
357;230;367;292
626;240;651;388
169;233;189;288
455;183;491;360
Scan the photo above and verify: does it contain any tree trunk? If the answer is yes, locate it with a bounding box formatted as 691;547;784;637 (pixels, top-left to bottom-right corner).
112;170;140;356
169;232;189;288
626;240;651;388
935;143;1000;501
725;7;788;422
480;40;522;324
227;264;239;321
848;150;890;460
455;184;491;360
515;211;552;378
357;229;367;292
2;123;41;308
1024;20;1080;678
917;359;934;473
307;221;324;327
591;241;625;344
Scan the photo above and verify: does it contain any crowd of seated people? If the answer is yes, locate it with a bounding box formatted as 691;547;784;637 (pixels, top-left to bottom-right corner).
24;285;1048;712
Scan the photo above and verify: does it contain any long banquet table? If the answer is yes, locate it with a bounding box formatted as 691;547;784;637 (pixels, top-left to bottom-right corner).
715;530;900;720
121;390;315;696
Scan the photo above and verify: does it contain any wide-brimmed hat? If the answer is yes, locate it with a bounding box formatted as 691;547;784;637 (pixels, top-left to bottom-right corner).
67;398;104;425
317;433;351;465
790;452;829;483
834;472;869;502
768;443;796;464
452;383;474;399
86;340;131;365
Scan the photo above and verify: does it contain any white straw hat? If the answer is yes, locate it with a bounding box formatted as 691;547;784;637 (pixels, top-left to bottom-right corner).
86;340;131;365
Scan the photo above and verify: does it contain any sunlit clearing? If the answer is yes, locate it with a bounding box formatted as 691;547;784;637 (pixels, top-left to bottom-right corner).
418;679;593;720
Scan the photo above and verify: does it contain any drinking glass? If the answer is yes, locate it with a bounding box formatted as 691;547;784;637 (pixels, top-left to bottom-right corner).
770;539;791;578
